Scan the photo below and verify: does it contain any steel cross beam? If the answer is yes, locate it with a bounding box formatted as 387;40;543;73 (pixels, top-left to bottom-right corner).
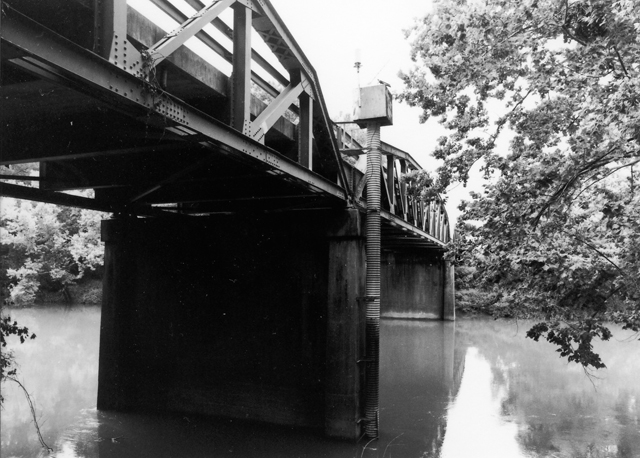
250;1;351;199
0;182;177;217
156;0;290;88
150;0;283;99
1;10;347;201
146;0;236;67
251;75;311;143
380;210;444;246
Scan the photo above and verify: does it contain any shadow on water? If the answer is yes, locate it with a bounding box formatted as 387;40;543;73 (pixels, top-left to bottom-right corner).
2;307;639;458
379;319;462;457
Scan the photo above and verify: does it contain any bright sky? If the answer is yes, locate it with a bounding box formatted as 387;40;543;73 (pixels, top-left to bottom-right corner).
269;0;444;161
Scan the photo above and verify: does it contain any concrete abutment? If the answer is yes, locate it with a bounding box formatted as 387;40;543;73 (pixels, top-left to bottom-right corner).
381;250;453;320
97;209;452;439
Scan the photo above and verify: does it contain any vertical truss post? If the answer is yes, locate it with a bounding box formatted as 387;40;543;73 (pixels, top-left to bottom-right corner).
431;202;437;235
298;90;313;170
231;4;252;134
437;203;442;240
93;0;127;59
386;155;395;214
399;160;408;219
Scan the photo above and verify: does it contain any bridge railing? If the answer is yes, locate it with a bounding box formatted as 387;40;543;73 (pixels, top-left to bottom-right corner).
335;124;450;245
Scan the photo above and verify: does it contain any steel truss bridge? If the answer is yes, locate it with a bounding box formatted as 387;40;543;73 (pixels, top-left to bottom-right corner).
1;0;450;250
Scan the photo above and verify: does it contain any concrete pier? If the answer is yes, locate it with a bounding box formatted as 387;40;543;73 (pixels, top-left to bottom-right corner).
381;251;448;320
97;209;453;439
98;210;369;438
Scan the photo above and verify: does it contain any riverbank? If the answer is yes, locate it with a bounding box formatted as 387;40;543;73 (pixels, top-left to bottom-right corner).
1;279;102;306
41;279;102;305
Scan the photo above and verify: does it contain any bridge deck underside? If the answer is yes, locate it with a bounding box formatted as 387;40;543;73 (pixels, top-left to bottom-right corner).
2;80;333;214
0;0;446;251
1;7;343;215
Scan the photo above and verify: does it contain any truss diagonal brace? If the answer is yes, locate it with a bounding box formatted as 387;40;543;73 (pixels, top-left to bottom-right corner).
146;0;236;67
251;76;311;143
355;173;368;200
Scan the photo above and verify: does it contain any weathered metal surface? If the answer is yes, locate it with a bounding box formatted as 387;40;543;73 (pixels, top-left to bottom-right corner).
146;0;236;67
1;8;346;203
0;0;449;246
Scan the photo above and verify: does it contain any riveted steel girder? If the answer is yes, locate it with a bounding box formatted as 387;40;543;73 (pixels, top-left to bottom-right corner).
380;210;443;247
1;10;347;201
251;80;306;142
146;0;236;67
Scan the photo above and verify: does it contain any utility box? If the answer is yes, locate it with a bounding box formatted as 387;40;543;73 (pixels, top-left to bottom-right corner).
352;84;393;127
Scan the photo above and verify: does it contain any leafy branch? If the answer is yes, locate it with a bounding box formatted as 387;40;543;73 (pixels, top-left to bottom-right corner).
558;227;623;274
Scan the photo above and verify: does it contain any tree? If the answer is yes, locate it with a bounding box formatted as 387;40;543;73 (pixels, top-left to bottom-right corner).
0;305;35;404
399;0;640;368
0;196;105;305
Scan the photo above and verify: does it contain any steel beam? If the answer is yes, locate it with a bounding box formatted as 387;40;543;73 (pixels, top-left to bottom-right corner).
251;81;304;143
1;10;346;201
385;156;395;213
0;144;188;166
298;93;313;170
0;182;181;218
94;0;144;77
380;142;422;171
355;173;367;201
251;1;350;200
0;182;114;212
179;0;290;89
146;0;236;67
231;3;252;134
380;209;443;246
151;0;281;98
380;163;392;211
399;160;408;218
94;0;127;58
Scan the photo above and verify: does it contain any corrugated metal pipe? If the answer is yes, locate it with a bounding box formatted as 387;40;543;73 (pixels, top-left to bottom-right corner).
364;121;381;439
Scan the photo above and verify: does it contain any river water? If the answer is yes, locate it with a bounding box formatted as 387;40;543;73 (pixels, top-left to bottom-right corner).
1;305;639;458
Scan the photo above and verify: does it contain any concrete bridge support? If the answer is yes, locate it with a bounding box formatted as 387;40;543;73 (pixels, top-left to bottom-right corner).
97;209;451;439
98;210;365;439
381;251;453;320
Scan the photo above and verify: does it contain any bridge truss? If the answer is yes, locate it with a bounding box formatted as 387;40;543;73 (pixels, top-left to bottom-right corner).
0;0;450;250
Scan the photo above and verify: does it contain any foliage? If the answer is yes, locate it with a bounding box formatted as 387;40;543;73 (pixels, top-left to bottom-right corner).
0;305;35;404
400;0;640;368
403;169;442;202
1;195;105;305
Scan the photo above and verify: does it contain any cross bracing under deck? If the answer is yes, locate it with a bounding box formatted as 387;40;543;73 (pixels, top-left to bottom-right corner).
0;0;450;250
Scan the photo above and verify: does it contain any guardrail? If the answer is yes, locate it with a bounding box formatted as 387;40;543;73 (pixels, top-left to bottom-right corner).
336;123;450;245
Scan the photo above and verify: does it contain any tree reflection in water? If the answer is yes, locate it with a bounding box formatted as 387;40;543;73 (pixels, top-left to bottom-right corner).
1;308;638;458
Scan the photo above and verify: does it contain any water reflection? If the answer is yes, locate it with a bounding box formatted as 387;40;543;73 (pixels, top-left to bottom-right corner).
442;348;527;457
1;307;639;458
1;305;100;458
379;320;461;456
450;319;640;458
